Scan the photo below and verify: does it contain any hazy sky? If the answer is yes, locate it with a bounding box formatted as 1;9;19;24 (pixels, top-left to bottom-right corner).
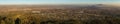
0;0;120;5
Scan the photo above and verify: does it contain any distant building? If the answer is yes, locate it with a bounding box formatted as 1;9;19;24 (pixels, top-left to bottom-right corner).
32;11;41;13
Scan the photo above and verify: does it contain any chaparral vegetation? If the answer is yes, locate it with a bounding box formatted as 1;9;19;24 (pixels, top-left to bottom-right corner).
0;4;120;24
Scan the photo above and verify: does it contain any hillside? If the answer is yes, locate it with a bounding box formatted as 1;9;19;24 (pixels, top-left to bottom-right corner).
0;5;120;24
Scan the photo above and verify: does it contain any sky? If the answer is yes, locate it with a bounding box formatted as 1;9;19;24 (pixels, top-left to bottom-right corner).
0;0;120;5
